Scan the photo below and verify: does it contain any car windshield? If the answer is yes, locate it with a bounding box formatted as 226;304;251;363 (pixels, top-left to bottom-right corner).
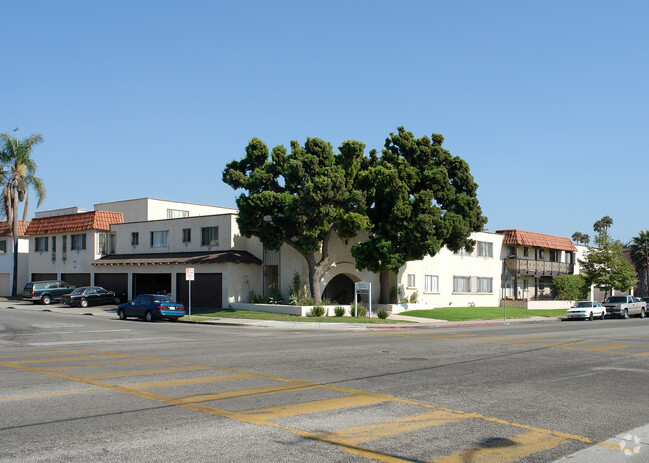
605;296;626;303
574;302;591;308
153;295;176;304
70;288;85;295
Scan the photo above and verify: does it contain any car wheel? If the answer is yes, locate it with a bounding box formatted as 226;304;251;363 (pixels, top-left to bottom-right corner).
145;311;153;322
41;295;51;305
117;309;127;320
80;299;88;308
640;310;645;319
623;309;629;319
588;312;593;321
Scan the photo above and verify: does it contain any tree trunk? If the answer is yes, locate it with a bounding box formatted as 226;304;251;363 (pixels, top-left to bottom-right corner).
11;189;18;297
379;270;394;304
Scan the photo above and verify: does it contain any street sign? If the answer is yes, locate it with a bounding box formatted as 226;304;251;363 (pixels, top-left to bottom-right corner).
186;268;195;281
355;281;370;294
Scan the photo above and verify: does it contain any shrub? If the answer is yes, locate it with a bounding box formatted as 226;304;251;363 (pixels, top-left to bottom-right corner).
553;274;589;300
409;291;419;303
310;305;325;317
248;291;265;304
268;284;283;304
402;295;409;304
354;304;367;317
288;272;310;305
334;306;346;317
377;307;389;319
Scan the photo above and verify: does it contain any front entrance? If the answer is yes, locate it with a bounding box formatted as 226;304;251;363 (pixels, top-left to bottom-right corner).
322;274;355;305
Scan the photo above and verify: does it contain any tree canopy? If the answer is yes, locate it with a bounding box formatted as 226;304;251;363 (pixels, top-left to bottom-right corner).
629;230;649;297
351;127;486;300
579;216;636;298
223;127;486;303
222;136;368;303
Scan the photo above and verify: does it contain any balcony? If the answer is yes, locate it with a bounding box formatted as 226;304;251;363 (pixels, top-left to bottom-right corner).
504;258;574;277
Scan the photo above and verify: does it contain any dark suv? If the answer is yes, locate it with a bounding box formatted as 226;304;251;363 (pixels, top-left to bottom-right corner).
23;280;76;305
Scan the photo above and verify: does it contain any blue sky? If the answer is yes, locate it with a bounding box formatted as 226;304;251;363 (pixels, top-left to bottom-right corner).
2;1;648;243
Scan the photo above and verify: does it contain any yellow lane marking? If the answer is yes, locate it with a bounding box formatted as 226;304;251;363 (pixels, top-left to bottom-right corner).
497;338;550;344
462;336;510;342
8;354;127;364
631;351;649;356
173;383;321;404
0;389;102;401
431;431;568;463
78;365;213;379
0;349;97;359
574;344;637;352
533;340;594;349
123;373;255;390
240;394;387;421
314;409;479;446
41;359;167;371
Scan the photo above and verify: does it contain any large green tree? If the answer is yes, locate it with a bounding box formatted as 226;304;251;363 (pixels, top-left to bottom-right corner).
222;137;368;303
629;230;649;297
352;127;487;302
0;129;46;296
579;216;636;298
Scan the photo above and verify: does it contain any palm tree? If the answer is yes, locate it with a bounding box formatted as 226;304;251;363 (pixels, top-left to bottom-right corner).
0;129;46;296
630;230;649;297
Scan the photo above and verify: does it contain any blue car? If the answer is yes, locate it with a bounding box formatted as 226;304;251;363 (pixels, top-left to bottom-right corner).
117;294;185;322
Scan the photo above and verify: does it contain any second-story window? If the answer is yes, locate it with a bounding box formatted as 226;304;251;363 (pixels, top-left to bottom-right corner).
167;209;189;219
51;236;56;261
150;230;169;248
131;232;139;246
62;235;67;261
71;234;86;251
0;240;6;254
478;241;493;258
201;227;218;246
35;237;48;252
183;228;191;243
98;233;108;255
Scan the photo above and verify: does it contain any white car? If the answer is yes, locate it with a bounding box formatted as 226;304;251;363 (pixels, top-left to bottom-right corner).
566;301;606;320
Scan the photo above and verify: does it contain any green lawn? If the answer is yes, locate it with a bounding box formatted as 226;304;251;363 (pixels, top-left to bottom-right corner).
401;307;566;321
183;308;409;324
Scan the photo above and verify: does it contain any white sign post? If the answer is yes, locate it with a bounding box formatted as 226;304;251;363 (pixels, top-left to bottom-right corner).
185;268;194;319
354;281;371;318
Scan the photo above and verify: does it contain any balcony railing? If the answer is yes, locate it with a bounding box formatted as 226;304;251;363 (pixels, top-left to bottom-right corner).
504;258;574;277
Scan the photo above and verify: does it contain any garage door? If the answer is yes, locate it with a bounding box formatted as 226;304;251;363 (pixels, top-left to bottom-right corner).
133;273;171;297
32;273;57;282
94;273;128;299
61;273;91;288
176;273;222;309
0;273;10;296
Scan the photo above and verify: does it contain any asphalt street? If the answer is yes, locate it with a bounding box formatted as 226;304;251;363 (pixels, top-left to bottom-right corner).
1;300;649;462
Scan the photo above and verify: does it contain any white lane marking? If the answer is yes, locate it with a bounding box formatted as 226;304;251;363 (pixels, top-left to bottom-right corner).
29;337;189;346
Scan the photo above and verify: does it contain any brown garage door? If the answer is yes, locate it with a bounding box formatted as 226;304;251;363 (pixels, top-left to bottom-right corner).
61;273;91;288
176;273;222;310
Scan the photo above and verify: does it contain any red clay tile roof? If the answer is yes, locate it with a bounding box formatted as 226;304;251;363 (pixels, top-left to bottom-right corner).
0;221;30;237
25;211;124;235
496;229;577;252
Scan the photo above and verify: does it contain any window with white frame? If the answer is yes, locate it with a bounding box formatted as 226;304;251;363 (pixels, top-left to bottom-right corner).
0;239;6;254
478;241;493;257
453;276;470;293
150;230;169;248
98;233;108;255
35;237;48;252
477;277;493;293
71;233;86;250
407;274;416;288
424;275;439;293
167;209;189;219
201;227;219;246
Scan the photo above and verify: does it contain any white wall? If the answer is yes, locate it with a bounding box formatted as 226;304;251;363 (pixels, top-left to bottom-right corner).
95;198;236;222
27;232;102;277
397;232;504;308
0;237;29;295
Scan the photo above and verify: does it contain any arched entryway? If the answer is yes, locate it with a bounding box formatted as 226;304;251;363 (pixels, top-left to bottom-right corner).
322;274;355;304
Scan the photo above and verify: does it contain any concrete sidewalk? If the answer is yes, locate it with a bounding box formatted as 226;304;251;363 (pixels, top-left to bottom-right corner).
2;300;563;331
